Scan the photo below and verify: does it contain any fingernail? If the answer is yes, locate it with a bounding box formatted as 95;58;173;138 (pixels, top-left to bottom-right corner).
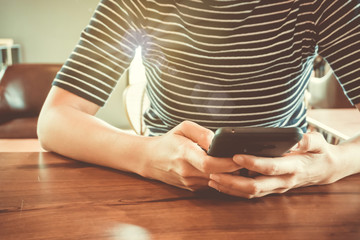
210;174;220;182
291;142;300;150
208;180;217;189
233;155;243;163
289;142;302;153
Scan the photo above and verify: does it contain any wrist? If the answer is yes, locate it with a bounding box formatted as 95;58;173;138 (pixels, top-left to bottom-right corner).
134;135;157;178
109;132;154;176
332;138;360;179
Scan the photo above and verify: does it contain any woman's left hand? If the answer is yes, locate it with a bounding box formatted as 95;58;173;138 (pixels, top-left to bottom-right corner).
208;131;345;198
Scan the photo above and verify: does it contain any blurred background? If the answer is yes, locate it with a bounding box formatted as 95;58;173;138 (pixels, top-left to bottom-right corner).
0;0;132;129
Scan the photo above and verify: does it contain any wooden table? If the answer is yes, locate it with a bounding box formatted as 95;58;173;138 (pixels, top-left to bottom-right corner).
1;151;360;240
307;108;360;143
0;139;44;152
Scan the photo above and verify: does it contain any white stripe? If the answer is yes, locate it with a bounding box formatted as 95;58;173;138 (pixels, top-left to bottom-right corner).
149;0;261;12
177;0;294;15
145;15;314;41
147;36;314;62
79;38;130;67
92;12;137;49
146;73;306;118
334;59;360;81
58;70;110;95
347;85;360;94
67;58;116;84
54;79;106;103
319;25;360;52
145;61;308;98
76;45;124;69
86;24;134;56
138;0;298;31
150;60;311;106
145;25;314;52
143;49;311;82
145;43;308;68
71;51;120;76
325;39;360;60
143;59;305;88
319;2;355;35
318;14;360;48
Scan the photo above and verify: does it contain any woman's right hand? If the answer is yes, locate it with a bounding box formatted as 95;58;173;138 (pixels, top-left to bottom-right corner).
141;121;241;191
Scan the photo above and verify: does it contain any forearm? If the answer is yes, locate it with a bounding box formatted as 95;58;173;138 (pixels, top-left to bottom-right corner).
37;105;151;175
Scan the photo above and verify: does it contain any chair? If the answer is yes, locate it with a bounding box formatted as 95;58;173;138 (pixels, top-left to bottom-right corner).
0;63;61;138
122;81;149;135
307;61;353;109
306;63;354;144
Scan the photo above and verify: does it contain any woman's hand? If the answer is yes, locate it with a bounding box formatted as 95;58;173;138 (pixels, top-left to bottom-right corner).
208;131;346;198
142;121;241;191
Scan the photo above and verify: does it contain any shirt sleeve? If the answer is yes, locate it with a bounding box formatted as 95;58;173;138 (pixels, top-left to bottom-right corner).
53;0;143;106
316;0;360;105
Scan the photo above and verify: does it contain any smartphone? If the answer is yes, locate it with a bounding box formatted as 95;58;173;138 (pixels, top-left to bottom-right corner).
207;127;303;158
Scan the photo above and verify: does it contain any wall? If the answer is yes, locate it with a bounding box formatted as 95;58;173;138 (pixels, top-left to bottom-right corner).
0;0;130;128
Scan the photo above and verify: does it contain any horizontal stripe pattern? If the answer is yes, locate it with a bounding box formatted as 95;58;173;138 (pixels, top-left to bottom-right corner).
53;0;360;135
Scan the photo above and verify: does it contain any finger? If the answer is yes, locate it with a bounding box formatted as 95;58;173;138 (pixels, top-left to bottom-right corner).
233;154;301;176
242;185;293;198
172;121;240;174
209;182;281;198
247;170;261;178
177;160;210;178
293;131;326;153
159;162;210;190
180;176;211;192
253;174;295;193
209;174;260;197
169;176;210;191
209;173;295;198
185;148;241;174
209;180;257;198
173;121;214;151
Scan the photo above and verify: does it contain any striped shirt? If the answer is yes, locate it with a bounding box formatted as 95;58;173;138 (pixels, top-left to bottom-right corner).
53;0;360;135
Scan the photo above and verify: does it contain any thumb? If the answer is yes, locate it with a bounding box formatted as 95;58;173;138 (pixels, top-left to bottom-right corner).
172;121;214;151
293;131;326;153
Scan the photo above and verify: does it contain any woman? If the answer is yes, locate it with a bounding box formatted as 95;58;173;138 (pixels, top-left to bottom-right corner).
38;0;360;198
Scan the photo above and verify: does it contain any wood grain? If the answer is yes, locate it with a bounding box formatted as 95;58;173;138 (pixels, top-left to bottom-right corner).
1;152;360;240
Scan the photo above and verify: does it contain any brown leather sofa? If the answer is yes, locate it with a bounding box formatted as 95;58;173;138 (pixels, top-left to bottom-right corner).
0;63;62;138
